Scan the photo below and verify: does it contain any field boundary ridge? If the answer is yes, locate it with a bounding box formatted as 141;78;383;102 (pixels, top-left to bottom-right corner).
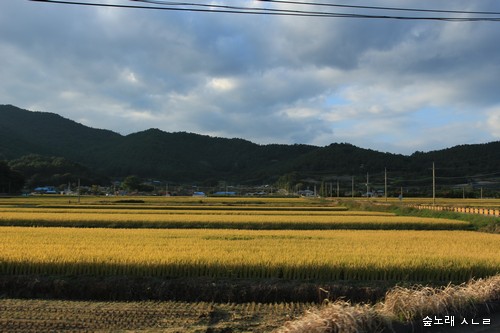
408;204;500;218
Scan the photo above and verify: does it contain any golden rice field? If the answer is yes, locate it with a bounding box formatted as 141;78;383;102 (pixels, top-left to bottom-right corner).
0;227;498;282
0;209;470;229
0;195;319;207
0;196;498;284
0;196;499;332
2;195;500;208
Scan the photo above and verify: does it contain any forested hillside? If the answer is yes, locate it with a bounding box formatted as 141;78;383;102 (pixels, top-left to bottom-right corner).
1;104;499;192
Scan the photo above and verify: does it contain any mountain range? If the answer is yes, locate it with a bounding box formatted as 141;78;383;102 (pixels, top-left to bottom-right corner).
1;104;499;191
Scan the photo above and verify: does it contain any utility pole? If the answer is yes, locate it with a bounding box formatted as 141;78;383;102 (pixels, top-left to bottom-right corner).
77;178;81;204
384;168;387;202
432;162;436;205
351;176;354;198
337;180;340;198
366;172;369;199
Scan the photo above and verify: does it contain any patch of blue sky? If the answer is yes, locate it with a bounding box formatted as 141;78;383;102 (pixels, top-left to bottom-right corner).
324;94;350;107
413;107;454;127
413;106;482;130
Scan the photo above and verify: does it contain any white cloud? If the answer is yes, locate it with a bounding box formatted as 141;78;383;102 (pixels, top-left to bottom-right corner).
121;69;139;85
59;90;82;101
487;107;500;138
281;107;321;119
207;77;237;92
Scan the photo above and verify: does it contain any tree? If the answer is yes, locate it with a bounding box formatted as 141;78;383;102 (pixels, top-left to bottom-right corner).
0;161;25;193
275;171;301;194
122;175;142;192
8;154;108;188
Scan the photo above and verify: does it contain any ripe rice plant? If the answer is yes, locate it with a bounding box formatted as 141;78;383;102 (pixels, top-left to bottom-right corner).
381;275;500;322
275;275;500;333
0;228;498;282
0;207;391;216
0;210;470;230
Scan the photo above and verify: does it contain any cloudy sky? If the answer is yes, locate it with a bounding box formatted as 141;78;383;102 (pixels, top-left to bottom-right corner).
1;0;500;154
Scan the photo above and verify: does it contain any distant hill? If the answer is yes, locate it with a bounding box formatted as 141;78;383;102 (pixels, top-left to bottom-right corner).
1;104;499;193
0;105;317;184
0;104;121;163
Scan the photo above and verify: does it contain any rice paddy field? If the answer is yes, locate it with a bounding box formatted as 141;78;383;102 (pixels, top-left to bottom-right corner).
0;195;499;332
1;227;498;281
0;208;471;229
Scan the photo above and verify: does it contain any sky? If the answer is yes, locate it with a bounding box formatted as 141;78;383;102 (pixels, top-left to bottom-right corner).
1;0;500;155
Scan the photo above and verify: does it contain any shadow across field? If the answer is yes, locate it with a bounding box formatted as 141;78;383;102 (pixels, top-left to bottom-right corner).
0;275;390;304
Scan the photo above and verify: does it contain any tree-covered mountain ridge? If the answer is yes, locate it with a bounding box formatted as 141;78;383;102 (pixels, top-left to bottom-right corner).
1;104;499;186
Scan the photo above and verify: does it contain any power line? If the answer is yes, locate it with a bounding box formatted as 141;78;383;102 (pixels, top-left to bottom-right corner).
132;0;366;17
137;0;500;19
120;0;500;21
256;0;500;16
28;0;384;18
29;0;500;21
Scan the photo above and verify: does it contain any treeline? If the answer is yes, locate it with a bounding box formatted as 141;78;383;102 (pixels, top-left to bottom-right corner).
8;155;108;189
0;155;109;194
